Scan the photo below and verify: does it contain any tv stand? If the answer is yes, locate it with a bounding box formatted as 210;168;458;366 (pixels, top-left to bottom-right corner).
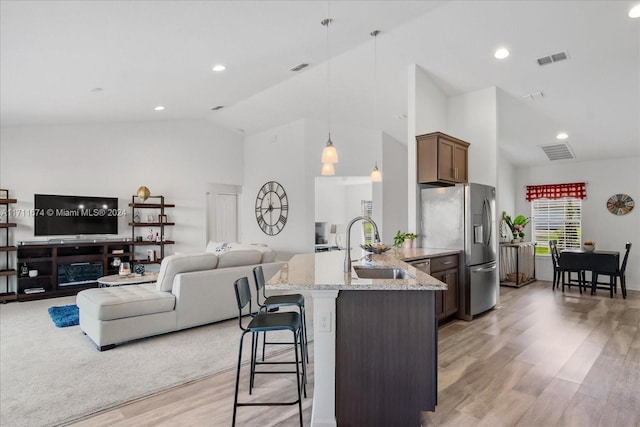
16;240;133;301
45;237;130;245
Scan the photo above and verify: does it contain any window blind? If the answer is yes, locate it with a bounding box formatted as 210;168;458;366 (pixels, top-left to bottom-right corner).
531;198;582;255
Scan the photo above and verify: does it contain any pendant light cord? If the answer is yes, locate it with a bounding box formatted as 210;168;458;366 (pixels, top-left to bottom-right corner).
323;6;332;138
371;30;379;130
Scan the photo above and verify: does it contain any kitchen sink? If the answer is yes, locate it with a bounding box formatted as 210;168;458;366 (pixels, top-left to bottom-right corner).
353;266;415;280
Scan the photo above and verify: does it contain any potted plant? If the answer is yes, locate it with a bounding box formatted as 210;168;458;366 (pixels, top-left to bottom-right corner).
502;212;531;243
393;231;418;249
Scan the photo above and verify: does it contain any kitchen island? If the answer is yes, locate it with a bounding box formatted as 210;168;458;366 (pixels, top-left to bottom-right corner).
266;250;447;427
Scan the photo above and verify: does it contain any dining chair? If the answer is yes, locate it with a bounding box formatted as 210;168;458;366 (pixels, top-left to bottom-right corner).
591;242;631;299
231;277;306;427
550;240;585;293
549;240;562;290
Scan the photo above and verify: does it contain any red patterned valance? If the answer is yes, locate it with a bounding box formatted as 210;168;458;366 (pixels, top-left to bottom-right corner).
526;182;587;201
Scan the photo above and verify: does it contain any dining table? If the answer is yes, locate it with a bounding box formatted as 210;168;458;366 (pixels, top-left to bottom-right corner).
559;249;620;296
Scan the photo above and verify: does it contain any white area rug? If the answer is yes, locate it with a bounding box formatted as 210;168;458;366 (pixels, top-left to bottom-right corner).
0;294;312;427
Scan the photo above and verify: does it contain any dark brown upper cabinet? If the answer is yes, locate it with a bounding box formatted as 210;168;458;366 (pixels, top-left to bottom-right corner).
416;132;470;185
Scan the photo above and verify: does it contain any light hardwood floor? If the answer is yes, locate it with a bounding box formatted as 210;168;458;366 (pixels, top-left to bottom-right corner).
70;281;640;427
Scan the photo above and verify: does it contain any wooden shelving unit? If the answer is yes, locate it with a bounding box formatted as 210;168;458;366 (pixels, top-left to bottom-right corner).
0;189;18;302
16;240;134;301
129;195;175;266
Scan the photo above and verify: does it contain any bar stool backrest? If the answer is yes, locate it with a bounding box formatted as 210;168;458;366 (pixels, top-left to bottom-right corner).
253;265;268;302
233;277;253;331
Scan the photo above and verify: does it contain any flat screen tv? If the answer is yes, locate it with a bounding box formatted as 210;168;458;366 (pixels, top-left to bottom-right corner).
34;194;119;236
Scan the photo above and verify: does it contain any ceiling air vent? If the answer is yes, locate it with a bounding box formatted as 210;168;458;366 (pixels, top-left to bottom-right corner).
537;51;570;66
540;143;575;161
210;105;224;111
289;63;309;72
522;91;545;101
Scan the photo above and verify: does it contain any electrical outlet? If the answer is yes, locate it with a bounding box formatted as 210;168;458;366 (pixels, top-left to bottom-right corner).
318;312;331;333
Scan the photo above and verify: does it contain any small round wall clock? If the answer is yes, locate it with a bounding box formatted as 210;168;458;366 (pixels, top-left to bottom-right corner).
606;193;634;216
255;181;289;235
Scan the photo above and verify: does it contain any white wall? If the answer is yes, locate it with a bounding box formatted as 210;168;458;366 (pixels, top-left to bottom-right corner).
315;176;374;247
315;178;348;227
408;65;449;232
496;156;516;240
0;119;243;247
242;118;402;259
241;120;309;260
409;68;499;229
382;132;407;242
516;157;640;290
0;120;244;289
448;87;497;187
496;88;517;235
307;120;399;246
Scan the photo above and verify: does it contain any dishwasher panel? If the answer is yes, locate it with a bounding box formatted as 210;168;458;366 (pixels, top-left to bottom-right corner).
409;258;431;275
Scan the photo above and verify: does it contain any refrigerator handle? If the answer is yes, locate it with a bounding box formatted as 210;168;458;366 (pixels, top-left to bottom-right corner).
473;264;497;273
483;198;492;246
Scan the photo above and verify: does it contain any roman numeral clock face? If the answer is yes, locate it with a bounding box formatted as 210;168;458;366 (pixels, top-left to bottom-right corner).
255;181;288;236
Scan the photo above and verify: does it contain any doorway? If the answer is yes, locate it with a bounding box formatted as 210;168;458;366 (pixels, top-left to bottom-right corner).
206;184;241;244
314;176;372;250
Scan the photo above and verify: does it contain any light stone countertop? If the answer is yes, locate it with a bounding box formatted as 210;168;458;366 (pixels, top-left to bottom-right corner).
266;250;448;291
397;247;463;261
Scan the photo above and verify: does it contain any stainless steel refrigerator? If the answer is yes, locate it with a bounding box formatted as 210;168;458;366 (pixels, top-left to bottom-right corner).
419;183;498;319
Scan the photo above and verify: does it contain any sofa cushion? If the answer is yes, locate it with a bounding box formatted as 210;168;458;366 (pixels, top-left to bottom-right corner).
77;284;176;321
217;250;262;268
156;252;219;292
252;245;277;263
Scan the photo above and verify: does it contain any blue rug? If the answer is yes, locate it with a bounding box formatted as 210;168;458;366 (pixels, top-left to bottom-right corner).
48;305;79;328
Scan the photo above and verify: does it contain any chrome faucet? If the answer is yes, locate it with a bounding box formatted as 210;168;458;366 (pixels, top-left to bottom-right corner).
344;216;381;273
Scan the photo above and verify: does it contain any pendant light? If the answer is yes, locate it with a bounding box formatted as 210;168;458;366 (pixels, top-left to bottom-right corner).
320;13;338;174
370;30;382;182
321;162;335;176
371;162;382;182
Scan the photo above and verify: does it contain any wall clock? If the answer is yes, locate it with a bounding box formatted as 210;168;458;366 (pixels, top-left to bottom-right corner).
606;193;634;216
255;181;289;235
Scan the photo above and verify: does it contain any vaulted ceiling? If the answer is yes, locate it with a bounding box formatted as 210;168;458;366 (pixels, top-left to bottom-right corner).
2;1;638;166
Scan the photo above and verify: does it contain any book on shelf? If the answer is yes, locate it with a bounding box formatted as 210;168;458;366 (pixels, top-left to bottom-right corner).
24;288;45;294
112;249;125;254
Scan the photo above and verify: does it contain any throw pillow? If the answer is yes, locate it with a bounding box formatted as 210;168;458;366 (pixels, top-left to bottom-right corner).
205;241;231;255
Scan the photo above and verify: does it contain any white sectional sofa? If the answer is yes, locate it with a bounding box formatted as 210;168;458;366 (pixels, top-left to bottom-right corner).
76;244;284;350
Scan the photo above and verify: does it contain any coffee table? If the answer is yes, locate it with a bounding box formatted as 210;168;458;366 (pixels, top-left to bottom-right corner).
97;272;159;287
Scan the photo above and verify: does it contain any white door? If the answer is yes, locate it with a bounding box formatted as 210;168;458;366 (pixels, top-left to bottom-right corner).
207;192;237;243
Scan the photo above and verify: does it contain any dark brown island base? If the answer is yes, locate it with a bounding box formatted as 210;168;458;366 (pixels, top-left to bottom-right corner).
266;250;447;427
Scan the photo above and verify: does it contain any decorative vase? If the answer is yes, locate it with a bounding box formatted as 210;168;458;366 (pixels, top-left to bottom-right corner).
118;262;131;276
403;238;413;249
511;238;521;243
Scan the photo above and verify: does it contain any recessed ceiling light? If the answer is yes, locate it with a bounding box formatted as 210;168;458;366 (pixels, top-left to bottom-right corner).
90;87;103;92
630;4;640;18
154;105;165;111
556;132;569;140
494;48;510;59
212;64;226;72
